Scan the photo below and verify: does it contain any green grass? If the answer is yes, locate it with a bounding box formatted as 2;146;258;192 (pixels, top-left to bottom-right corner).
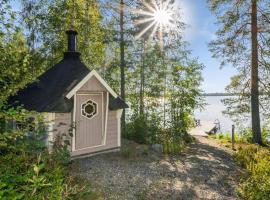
209;131;270;200
120;146;133;158
235;144;270;200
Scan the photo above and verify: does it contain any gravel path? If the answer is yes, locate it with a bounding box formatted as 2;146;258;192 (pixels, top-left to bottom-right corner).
71;137;242;200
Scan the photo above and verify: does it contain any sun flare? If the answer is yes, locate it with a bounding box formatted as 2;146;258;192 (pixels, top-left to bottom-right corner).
154;8;171;25
131;0;176;43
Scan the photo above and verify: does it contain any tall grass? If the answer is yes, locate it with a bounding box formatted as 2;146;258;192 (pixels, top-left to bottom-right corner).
209;132;244;143
209;127;270;145
235;144;270;200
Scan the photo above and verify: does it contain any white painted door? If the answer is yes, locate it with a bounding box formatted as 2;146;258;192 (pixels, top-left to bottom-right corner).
75;93;103;150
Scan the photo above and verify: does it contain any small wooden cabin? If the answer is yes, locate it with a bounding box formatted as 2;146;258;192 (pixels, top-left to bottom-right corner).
9;30;128;158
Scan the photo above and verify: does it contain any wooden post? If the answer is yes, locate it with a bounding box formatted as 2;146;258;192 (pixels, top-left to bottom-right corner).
232;125;235;150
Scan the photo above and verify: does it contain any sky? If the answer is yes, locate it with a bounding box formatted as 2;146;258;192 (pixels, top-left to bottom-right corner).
178;0;237;93
10;0;236;93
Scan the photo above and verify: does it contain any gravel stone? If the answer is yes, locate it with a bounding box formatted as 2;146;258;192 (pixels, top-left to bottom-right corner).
71;137;242;200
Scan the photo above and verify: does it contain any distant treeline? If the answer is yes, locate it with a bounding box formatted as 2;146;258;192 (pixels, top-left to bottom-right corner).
203;93;267;96
203;93;241;96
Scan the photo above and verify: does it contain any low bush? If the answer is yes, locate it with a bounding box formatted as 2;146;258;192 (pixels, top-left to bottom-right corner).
0;107;94;199
120;146;133;158
124;115;161;144
162;137;185;154
235;144;270;200
124;114;194;154
160;129;192;154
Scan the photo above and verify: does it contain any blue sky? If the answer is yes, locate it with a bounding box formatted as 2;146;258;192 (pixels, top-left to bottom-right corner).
179;0;237;93
11;0;236;93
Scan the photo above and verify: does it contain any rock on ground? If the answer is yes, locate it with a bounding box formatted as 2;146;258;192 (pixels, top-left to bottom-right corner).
71;137;242;200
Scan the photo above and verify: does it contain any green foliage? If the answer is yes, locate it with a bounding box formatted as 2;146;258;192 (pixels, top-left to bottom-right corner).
169;63;204;133
124;113;194;154
235;144;270;200
209;132;243;143
0;29;33;102
0;107;93;199
124;39;203;151
31;0;105;68
210;127;270;145
51;133;72;166
124;114;162;145
27;155;51;197
124;46;202;153
120;146;132;158
0;150;91;199
161;129;187;154
124;116;147;144
0;0;47;103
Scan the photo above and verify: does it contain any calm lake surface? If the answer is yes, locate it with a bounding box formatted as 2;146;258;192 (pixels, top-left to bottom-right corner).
194;96;234;133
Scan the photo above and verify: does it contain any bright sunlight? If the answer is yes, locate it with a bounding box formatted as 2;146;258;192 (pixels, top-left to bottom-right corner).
153;8;171;25
132;0;176;42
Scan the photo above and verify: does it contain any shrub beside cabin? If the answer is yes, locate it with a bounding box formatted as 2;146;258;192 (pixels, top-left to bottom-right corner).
9;30;128;158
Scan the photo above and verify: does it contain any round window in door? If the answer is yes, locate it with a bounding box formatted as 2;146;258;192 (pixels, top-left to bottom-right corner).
81;99;98;119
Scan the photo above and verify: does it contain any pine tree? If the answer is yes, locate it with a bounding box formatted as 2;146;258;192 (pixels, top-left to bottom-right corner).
119;0;126;126
28;0;106;68
207;0;270;144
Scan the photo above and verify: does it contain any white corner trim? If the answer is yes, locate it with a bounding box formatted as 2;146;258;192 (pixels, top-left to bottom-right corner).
44;113;55;152
116;109;123;119
72;96;76;152
116;109;123;147
104;92;109;144
66;69;118;99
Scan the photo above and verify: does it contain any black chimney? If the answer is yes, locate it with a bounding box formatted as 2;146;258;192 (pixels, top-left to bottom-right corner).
64;30;80;59
66;30;77;52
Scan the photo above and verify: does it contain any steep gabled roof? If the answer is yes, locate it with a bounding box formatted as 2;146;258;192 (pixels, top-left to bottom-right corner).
8;30;128;112
8;52;128;112
8;52;90;112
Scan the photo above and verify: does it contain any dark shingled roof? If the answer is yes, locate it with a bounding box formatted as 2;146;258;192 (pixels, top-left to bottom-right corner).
9;52;88;112
8;31;128;112
109;95;128;110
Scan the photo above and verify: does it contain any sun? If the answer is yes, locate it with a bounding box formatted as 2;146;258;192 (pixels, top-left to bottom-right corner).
154;9;171;25
131;0;176;42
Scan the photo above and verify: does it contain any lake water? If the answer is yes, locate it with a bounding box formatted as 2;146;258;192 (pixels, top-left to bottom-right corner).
127;96;248;133
194;96;234;133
